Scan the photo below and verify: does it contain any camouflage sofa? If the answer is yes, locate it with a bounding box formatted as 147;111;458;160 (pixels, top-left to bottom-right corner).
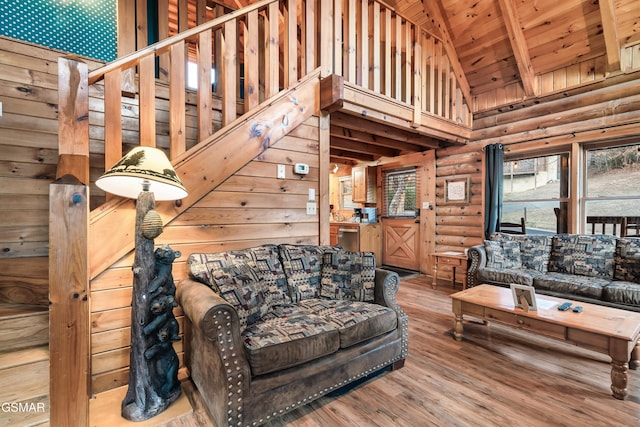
177;244;408;427
468;233;640;312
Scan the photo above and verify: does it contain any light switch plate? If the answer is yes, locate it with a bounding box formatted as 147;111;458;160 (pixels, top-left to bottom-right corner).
306;202;317;215
277;164;286;179
308;188;315;201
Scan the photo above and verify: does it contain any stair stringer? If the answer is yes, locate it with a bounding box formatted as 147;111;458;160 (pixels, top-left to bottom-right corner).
89;70;321;280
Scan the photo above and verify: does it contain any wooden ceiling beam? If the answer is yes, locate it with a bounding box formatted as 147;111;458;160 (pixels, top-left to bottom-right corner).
329;156;356;166
497;0;537;97
329;149;376;162
331;112;442;148
331;136;400;158
599;0;621;73
330;124;427;152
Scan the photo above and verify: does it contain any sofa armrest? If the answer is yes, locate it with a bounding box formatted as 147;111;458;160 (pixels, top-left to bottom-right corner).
177;278;251;423
467;244;487;288
374;268;408;359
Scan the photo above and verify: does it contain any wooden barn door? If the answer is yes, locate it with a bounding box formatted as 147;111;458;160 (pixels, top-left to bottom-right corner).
382;217;420;270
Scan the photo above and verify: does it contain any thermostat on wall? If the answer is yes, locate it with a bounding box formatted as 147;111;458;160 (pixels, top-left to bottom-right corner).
294;163;309;175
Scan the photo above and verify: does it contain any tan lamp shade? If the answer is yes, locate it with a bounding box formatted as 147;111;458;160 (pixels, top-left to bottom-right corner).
96;146;188;201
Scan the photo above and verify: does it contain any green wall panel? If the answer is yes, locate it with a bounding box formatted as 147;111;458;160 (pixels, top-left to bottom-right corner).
0;0;117;62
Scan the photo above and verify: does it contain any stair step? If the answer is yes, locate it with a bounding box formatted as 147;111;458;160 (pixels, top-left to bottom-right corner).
0;345;49;426
0;304;48;352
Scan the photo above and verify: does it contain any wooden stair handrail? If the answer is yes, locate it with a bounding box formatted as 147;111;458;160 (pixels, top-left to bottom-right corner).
87;0;274;85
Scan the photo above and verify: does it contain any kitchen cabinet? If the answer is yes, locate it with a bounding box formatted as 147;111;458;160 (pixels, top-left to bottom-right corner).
329;223;382;261
352;166;376;203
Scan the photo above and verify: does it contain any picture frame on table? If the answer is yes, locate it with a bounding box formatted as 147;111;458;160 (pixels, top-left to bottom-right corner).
510;284;537;312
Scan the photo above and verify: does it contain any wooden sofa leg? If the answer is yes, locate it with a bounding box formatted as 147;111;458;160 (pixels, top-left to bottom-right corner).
391;359;405;370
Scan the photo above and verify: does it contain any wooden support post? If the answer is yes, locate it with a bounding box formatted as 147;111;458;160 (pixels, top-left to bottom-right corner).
319;112;331;245
49;177;90;427
320;74;344;113
57;57;89;184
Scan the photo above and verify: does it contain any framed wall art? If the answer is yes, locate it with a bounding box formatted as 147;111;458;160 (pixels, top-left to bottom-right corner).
445;177;470;204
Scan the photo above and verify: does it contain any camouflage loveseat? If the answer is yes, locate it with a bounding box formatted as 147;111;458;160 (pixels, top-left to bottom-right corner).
177;244;408;426
468;233;640;312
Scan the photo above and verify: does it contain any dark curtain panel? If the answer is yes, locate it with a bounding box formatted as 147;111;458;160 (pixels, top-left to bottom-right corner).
484;144;504;239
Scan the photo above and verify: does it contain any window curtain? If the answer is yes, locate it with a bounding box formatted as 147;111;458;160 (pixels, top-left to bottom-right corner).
484;144;504;239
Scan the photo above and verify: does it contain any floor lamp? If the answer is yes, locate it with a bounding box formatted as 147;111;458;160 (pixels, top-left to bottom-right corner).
96;146;188;421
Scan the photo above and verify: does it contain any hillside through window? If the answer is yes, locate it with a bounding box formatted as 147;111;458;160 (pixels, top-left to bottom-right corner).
503;153;569;234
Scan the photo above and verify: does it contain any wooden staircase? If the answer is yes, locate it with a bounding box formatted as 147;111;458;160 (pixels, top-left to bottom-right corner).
48;0;474;423
0;305;49;426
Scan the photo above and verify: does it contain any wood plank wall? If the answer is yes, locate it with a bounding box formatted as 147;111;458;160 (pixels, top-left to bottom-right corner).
0;36;216;306
89;117;320;394
0;37;101;306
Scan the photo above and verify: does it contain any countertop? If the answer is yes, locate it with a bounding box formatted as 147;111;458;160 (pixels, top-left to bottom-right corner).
329;221;379;226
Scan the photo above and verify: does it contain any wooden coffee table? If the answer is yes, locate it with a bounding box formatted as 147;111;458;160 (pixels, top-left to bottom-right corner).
451;284;640;400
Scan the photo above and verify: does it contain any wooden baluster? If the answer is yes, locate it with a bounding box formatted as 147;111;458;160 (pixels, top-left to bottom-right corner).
412;33;421;128
332;0;342;77
198;31;213;137
170;42;186;159
372;2;380;93
319;0;334;77
305;0;316;74
158;0;170;81
404;21;411;103
139;55;156;147
359;0;368;89
443;54;450;120
420;31;427;112
347;0;356;83
222;21;237;125
104;68;123;200
266;1;279;97
435;39;443;117
427;35;435;114
245;10;260;111
394;14;401;101
384;8;391;97
285;0;298;87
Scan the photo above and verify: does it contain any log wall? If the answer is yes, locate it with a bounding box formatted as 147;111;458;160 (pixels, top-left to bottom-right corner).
89;117;320;394
435;71;640;277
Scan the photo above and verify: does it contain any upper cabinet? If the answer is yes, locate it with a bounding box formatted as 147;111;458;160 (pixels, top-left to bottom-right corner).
352;166;377;203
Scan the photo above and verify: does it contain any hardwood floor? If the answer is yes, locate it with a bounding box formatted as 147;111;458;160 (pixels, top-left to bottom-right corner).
168;276;640;426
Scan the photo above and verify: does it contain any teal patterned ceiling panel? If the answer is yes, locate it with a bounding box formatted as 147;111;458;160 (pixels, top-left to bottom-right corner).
0;0;117;62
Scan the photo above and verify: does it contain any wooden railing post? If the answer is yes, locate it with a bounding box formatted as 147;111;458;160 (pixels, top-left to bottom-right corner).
51;57;90;427
57;58;90;183
319;0;334;77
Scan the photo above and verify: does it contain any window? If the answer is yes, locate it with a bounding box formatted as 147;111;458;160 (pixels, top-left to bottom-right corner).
187;62;216;90
383;168;417;217
584;143;640;234
339;176;357;209
503;153;569;234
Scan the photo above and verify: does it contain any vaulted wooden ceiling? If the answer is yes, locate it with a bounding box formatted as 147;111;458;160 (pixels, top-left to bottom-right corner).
394;0;640;98
168;0;640;163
